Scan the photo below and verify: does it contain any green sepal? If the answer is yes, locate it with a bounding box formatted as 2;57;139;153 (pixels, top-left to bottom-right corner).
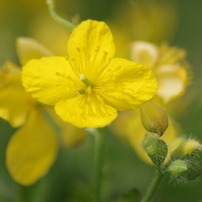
186;162;202;181
142;134;168;166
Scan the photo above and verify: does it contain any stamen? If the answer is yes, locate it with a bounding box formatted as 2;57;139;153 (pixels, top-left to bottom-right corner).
80;74;92;87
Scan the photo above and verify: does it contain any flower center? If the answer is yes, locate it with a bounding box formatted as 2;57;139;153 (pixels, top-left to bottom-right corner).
79;74;93;94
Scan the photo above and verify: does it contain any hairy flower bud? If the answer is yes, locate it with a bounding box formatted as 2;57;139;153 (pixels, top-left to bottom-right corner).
171;139;202;159
142;134;168;166
140;101;169;137
186;163;202;181
168;160;187;177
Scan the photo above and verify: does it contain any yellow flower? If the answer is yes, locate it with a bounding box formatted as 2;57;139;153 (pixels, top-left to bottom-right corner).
130;41;190;103
22;20;158;128
1;38;85;186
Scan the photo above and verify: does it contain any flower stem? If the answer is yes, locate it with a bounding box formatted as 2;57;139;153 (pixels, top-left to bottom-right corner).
92;127;106;202
140;169;164;202
46;0;76;30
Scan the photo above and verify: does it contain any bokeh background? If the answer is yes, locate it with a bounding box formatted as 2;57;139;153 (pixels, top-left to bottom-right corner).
1;0;202;201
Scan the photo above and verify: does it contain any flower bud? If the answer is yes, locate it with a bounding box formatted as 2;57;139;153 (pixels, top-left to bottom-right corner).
168;160;187;177
140;101;169;137
171;139;202;159
169;137;185;154
142;134;168;166
186;163;202;181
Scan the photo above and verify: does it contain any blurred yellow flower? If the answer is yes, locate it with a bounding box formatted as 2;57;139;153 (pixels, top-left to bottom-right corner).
22;20;158;128
130;41;190;103
1;38;85;186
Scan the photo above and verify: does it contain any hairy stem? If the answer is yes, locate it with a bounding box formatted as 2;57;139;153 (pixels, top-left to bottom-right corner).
141;169;164;202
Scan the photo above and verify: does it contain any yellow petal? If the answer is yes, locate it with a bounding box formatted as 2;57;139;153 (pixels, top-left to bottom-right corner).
67;19;115;82
22;56;84;105
155;64;187;103
130;41;159;67
16;37;53;66
0;62;35;127
158;45;187;66
97;58;158;111
55;93;117;128
6;109;57;186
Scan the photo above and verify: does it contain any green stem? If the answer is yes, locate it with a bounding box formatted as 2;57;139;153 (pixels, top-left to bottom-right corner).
140;169;164;202
46;0;76;30
92;127;106;202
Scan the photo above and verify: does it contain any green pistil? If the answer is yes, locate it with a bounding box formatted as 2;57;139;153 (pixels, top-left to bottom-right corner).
80;74;92;87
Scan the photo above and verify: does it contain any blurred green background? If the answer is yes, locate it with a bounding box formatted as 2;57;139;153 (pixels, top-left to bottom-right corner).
1;0;202;201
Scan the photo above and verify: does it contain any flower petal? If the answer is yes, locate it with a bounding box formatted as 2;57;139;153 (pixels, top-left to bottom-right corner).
55;93;117;128
22;56;84;105
67;20;115;82
130;41;159;67
16;37;53;66
6;109;57;186
155;64;187;103
97;58;158;111
0;62;35;127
